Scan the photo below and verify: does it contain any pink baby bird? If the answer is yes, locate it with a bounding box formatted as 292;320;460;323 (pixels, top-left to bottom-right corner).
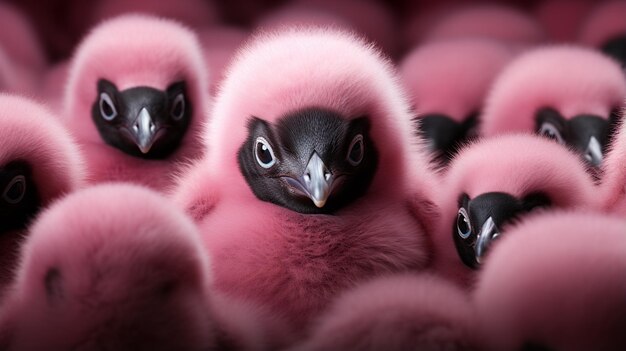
481;45;626;169
433;134;595;287
290;273;479;351
422;4;545;48
475;211;626;351
64;15;209;190
173;27;439;336
0;94;84;292
400;38;513;164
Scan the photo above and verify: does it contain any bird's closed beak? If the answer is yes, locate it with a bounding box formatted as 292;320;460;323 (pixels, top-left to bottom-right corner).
132;108;157;154
584;136;603;167
302;153;334;208
475;216;500;264
283;152;334;208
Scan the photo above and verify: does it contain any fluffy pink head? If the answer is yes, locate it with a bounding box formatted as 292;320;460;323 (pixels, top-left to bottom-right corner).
474;211;626;351
64;14;209;157
578;1;626;47
0;94;84;207
0;3;46;71
292;273;479;351
424;5;545;46
434;134;595;286
481;45;626;136
90;0;219;29
400;38;513;123
204;27;431;201
535;0;595;42
1;184;214;350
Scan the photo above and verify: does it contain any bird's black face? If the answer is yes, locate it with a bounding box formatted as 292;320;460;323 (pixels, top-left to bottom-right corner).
238;107;378;214
602;33;626;68
0;161;40;234
92;79;192;159
453;192;551;269
535;107;621;168
415;112;478;164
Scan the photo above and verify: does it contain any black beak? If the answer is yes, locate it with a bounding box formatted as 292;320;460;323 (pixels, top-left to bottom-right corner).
454;192;524;269
568;115;609;168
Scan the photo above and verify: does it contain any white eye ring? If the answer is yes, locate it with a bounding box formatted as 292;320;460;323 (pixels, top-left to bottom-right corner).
347;134;364;166
3;175;26;204
99;92;117;121
254;137;276;169
456;207;472;239
171;93;185;120
538;122;564;144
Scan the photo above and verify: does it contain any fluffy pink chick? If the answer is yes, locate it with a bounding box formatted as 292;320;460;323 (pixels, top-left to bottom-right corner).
64;15;209;190
475;211;626;351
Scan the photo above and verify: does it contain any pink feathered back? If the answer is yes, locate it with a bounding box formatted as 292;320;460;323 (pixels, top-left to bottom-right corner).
481;45;626;136
424;4;545;46
475;211;626;351
601;109;626;213
400;38;513;123
433;134;596;287
0;184;215;350
292;273;479;351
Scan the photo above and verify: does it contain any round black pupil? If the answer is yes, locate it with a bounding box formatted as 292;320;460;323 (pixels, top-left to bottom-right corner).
173;97;183;117
457;212;470;236
350;140;363;162
102;98;113;116
6;180;24;202
257;142;273;164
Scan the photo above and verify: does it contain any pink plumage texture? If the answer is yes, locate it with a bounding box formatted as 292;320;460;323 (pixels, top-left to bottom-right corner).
1;1;626;348
0;94;84;292
292;273;479;351
0;184;215;350
475;211;626;351
433;134;595;287
173;27;437;335
64;14;209;190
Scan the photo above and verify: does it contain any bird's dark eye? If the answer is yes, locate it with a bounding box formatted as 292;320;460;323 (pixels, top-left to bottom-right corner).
171;93;185;121
347;134;364;166
3;175;26;204
254;137;276;169
456;207;472;239
538;122;564;144
99;92;117;121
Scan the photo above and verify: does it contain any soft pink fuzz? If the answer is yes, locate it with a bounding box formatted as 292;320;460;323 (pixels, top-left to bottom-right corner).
90;0;218;29
400;38;513;123
291;273;479;351
173;27;438;334
578;1;626;47
481;45;626;136
423;4;545;46
0;94;84;292
0;184;214;350
433;134;596;287
601;110;626;213
475;211;626;351
64;15;209;190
